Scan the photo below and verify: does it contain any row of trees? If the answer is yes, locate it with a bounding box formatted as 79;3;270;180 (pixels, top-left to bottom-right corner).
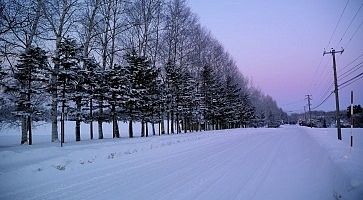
0;0;285;145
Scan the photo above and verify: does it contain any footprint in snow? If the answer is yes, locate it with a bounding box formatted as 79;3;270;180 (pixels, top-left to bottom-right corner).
107;152;116;159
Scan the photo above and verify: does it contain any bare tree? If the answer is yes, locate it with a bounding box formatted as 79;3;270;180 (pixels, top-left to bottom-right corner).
0;0;45;144
77;0;102;139
42;0;79;142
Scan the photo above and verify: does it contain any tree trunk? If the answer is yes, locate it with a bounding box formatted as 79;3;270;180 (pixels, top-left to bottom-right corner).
111;99;119;138
61;100;65;144
51;38;61;143
112;103;116;138
171;110;174;134
158;122;161;136
98;119;103;139
61;81;66;145
183;117;187;133
145;122;149;137
51;96;58;142
161;114;165;134
98;98;103;139
152;122;156;136
115;119;120;138
167;111;170;135
28;116;32;145
176;113;179;134
141;120;145;137
90;98;93;139
129;119;133;138
21;117;27;144
75;99;81;142
112;115;115;138
75;120;81;141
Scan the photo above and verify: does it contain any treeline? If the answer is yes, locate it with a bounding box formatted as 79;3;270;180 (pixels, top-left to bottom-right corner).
0;0;285;145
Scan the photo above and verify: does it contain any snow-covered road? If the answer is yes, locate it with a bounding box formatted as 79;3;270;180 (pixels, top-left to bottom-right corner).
0;126;362;200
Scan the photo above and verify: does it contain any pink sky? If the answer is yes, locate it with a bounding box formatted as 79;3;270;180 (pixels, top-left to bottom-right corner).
189;0;363;112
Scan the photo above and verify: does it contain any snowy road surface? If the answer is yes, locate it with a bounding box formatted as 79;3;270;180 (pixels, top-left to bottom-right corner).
0;126;362;200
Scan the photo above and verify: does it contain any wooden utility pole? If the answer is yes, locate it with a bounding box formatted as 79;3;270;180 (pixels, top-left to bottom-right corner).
350;91;353;147
323;48;344;140
306;95;312;128
304;106;307;122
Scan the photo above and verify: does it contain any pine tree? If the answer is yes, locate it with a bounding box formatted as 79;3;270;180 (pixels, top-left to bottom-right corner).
54;38;82;143
69;65;86;142
124;51;148;138
107;64;129;138
4;47;49;145
82;58;99;139
238;94;255;127
175;68;195;133
164;60;182;133
223;75;243;128
140;63;160;137
200;64;224;130
93;68;108;139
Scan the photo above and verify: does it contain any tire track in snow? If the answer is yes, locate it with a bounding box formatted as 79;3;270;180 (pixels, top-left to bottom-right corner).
124;133;276;200
188;132;283;200
152;133;277;200
0;133;221;199
3;133;247;200
53;133;261;200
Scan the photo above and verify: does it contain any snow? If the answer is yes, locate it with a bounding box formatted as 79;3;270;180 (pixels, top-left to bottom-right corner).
0;124;362;200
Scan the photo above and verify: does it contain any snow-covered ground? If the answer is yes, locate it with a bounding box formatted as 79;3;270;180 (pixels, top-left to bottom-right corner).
0;124;362;200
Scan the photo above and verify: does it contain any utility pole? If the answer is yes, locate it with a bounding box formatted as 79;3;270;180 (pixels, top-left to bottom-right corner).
323;48;344;140
306;95;312;128
350;91;353;147
304;106;307;123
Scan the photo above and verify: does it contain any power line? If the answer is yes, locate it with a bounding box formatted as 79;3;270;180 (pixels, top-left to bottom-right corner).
339;73;363;90
338;62;363;81
309;56;325;92
344;18;363;48
338;72;363;88
338;53;363;73
313;60;331;95
339;60;363;78
312;91;334;110
287;109;304;113
319;82;334;101
281;99;305;107
312;0;355;99
337;3;363;46
326;0;350;49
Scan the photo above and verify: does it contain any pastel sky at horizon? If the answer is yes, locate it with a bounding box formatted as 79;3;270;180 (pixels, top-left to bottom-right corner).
188;0;363;113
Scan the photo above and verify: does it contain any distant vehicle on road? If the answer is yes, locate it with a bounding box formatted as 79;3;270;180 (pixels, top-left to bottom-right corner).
268;122;280;128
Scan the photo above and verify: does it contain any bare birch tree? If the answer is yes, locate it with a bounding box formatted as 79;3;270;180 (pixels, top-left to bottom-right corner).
0;0;45;144
42;0;79;142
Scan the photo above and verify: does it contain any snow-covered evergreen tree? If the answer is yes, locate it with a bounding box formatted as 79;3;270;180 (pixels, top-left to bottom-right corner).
164;60;180;133
106;64;129;138
82;58;99;140
222;75;241;128
176;68;195;133
200;64;224;130
93;68;108;139
140;62;160;137
54;38;82;142
3;47;49;145
124;50;149;137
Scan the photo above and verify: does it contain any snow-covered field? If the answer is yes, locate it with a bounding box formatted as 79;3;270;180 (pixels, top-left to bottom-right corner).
0;124;362;200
